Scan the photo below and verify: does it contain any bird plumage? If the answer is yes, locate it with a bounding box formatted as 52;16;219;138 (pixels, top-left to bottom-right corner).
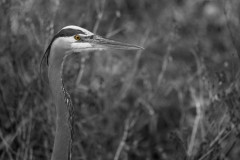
45;25;143;160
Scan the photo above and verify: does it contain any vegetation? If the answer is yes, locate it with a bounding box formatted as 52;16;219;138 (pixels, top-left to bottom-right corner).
1;0;240;159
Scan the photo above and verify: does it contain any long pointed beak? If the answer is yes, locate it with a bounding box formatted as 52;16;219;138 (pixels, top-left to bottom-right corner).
85;35;144;50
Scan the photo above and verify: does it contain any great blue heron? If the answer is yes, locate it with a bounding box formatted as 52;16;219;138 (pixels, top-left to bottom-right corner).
44;25;143;160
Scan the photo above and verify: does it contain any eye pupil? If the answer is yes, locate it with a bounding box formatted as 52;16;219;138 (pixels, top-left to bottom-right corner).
74;35;80;40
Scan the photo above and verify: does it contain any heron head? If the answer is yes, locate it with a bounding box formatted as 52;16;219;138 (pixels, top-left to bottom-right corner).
44;25;143;65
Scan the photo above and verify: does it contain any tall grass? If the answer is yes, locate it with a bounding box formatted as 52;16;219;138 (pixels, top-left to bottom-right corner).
0;0;240;160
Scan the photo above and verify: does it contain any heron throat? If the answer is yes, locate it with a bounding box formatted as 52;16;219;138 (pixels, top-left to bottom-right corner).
48;53;74;160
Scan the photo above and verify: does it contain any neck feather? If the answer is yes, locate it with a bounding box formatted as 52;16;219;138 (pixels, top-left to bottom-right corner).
48;50;72;160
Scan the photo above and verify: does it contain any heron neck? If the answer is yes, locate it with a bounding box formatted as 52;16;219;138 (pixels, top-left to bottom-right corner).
48;53;71;160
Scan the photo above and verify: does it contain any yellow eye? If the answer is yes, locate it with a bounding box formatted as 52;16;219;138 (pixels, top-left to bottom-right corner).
74;35;81;40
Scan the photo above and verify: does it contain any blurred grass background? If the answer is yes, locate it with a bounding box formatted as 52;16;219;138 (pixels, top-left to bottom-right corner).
1;0;240;160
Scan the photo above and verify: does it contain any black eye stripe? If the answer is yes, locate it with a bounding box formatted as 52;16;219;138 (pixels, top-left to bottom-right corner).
56;29;87;38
